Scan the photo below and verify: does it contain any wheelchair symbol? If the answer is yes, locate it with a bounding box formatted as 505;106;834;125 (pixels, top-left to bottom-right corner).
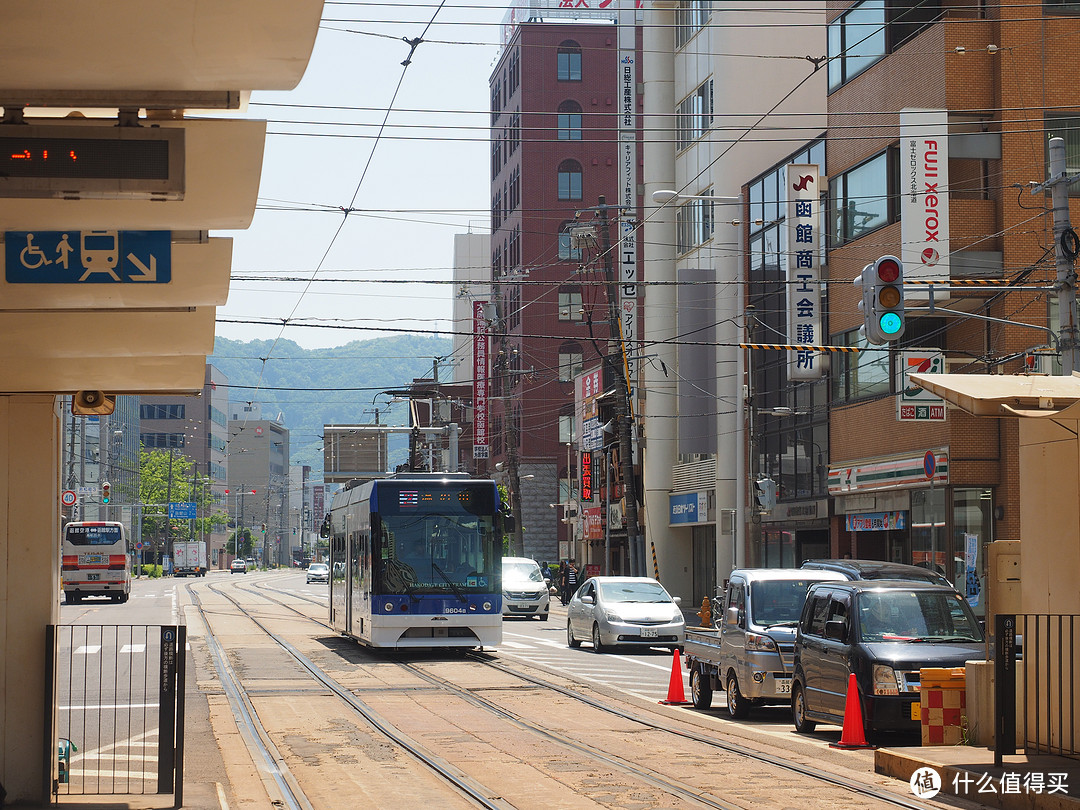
19;233;52;269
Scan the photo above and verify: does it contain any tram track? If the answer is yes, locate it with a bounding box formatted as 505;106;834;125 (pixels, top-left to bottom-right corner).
228;575;960;810
191;578;515;810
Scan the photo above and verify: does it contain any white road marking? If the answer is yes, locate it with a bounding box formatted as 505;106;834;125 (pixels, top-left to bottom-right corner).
73;645;101;655
119;644;146;654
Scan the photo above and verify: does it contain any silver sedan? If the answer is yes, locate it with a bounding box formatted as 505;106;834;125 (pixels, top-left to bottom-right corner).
566;576;685;652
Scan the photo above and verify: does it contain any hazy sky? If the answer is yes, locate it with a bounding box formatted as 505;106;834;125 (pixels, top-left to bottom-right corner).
216;1;507;350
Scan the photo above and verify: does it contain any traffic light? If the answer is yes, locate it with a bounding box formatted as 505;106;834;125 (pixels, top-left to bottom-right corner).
754;478;777;511
261;523;267;535
857;255;906;344
101;481;111;504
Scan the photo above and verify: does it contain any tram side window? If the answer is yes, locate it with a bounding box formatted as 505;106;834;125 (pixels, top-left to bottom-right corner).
331;535;347;580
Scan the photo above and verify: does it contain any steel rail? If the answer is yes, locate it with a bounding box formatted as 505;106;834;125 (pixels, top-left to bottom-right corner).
239;576;941;810
198;579;514;810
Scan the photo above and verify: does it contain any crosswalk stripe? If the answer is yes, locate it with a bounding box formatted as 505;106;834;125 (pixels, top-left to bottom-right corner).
74;645;101;655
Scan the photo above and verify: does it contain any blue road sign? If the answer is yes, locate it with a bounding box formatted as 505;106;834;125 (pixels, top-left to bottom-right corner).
168;501;196;519
5;230;171;283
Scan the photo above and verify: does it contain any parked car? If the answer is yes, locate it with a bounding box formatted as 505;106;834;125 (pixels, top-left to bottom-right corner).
567;576;684;652
501;557;550;620
800;559;953;588
230;558;248;574
306;562;330;584
683;568;845;717
791;580;984;742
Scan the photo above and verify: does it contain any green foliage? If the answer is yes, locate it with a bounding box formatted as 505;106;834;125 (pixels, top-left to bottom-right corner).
228;528;253;558
139;449;226;544
139;564;163;578
209;334;453;471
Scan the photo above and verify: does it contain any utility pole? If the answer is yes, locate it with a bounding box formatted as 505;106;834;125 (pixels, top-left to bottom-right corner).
1035;136;1080;374
597;195;641;576
165;447;174;570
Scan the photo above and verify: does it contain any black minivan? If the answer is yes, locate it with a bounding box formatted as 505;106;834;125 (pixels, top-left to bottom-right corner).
791;580;984;741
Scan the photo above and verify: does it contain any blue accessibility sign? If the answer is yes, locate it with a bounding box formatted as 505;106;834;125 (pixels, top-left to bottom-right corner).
5;230;171;283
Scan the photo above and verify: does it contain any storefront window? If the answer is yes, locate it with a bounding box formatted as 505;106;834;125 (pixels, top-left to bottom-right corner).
909;486;947;577
953;488;993;615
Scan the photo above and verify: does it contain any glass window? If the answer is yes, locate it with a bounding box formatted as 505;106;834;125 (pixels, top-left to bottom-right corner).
677;80;713;151
558;101;582;140
832;329;890;401
1046;0;1080;11
558;289;584;320
1046;115;1080;197
827;0;886;92
676;0;711;48
140;403;185;420
558;160;583;200
675;191;714;254
557;41;582;81
559;348;583;381
559;413;574;444
830;150;893;247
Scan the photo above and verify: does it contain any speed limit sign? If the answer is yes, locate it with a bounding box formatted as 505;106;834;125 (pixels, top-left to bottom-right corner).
61;490;77;506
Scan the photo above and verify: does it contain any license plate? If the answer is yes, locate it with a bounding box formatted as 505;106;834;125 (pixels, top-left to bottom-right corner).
775;678;792;694
640;628;658;638
87;574;100;581
911;702;921;721
80;554;105;564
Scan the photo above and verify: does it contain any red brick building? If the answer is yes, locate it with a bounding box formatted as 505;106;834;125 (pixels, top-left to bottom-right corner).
489;19;640;563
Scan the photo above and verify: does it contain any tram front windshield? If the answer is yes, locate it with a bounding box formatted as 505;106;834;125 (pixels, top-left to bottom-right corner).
375;484;500;595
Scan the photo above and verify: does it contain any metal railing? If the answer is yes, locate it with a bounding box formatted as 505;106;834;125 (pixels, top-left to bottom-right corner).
47;624;186;801
1018;614;1079;759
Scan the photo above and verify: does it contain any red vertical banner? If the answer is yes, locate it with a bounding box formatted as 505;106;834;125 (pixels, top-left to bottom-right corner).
473;301;489;459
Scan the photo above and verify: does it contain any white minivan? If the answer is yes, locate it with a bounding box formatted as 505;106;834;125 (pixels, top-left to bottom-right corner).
501;557;550;620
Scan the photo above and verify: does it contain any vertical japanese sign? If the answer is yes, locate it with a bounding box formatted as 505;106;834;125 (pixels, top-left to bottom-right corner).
581;450;594;501
473;301;490;459
901;109;949;302
617;0;638;384
577;367;603;451
786;163;823;380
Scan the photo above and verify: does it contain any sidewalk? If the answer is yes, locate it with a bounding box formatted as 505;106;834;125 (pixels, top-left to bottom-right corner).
876;745;1080;809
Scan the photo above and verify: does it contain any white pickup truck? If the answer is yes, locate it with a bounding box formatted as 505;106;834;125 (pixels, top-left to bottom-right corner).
682;568;843;718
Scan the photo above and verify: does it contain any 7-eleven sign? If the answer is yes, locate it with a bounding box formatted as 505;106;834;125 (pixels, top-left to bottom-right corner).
898;349;946;422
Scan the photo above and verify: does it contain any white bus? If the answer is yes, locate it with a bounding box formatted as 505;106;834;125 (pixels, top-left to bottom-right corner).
62;521;131;604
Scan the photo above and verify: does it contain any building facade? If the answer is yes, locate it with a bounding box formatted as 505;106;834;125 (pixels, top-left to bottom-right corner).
227;416;290;567
140;364;230;567
641;0;829;608
489;15;640;565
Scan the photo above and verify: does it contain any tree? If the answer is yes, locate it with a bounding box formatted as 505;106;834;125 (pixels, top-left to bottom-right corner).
228;528;253;558
139;448;226;546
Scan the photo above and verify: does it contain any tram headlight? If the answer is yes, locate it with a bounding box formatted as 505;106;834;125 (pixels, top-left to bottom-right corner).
384;602;394;612
482;601;493;611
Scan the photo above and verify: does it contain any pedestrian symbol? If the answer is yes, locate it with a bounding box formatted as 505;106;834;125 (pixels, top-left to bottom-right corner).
5;230;171;283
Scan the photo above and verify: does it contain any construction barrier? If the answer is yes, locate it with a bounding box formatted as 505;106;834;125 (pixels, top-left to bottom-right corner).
920;666;967;745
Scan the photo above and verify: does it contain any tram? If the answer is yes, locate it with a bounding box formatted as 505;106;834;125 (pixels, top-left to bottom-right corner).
328;473;503;649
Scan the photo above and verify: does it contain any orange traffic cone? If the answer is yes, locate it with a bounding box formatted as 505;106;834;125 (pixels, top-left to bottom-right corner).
830;672;876;749
659;648;691;705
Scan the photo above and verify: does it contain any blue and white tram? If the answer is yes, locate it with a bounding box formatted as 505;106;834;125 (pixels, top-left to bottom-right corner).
328;473;503;649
